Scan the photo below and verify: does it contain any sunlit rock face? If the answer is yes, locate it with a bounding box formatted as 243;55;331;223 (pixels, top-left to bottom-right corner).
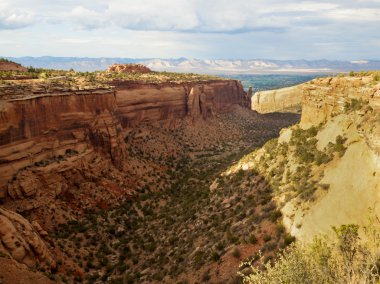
252;84;303;114
0;78;249;214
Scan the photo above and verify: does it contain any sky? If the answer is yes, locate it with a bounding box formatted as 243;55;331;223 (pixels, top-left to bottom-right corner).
0;0;380;60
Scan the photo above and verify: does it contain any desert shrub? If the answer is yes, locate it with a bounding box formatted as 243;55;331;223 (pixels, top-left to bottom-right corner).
232;247;242;259
249;234;258;244
344;98;364;112
211;251;220;261
263;234;272;242
240;215;380;284
327;135;347;157
283;234;296;247
270;210;282;222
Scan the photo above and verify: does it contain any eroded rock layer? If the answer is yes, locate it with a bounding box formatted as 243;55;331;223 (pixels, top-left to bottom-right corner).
0;79;249;198
252;84;303;114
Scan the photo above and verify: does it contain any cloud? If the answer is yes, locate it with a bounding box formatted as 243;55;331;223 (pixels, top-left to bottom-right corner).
0;0;379;60
67;6;105;29
0;1;35;29
59;0;380;35
1;0;380;34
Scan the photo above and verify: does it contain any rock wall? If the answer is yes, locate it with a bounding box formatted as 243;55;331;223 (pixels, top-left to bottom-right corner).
114;80;249;127
300;76;380;155
251;84;303;114
0;90;126;198
0;79;249;198
301;76;380;125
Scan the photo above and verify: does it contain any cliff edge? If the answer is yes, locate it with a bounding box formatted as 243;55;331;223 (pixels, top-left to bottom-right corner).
228;72;380;241
252;84;303;113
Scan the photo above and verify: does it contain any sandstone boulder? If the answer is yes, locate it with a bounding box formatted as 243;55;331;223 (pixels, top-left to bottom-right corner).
0;207;56;268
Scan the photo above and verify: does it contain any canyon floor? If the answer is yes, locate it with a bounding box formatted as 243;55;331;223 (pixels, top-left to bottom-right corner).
36;108;298;284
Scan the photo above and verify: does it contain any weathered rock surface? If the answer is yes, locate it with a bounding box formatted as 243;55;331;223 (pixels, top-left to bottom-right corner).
0;207;55;268
107;63;152;73
252;84;303;113
0;89;126;197
0;78;249;202
301;76;380;154
114;80;249;127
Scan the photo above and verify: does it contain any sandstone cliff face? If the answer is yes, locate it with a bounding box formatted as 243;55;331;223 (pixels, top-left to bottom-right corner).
301;76;380;123
114;80;249;127
300;76;380;154
0;79;248;200
0;90;126;197
252;84;303;114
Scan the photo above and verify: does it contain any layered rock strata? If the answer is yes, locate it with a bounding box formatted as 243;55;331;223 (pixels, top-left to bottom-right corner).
0;79;249;199
252;84;303;113
0;78;249;268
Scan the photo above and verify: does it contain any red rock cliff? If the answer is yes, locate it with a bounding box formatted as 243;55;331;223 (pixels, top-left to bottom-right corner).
0;79;249;198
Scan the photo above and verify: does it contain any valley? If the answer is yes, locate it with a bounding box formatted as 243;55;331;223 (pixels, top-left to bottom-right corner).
0;62;379;284
0;63;298;283
49;109;299;284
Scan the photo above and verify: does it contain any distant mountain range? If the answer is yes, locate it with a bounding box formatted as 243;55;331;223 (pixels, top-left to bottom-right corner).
4;56;380;74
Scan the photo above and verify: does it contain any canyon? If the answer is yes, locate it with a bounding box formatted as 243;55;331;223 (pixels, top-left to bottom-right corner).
1;62;379;283
0;65;299;283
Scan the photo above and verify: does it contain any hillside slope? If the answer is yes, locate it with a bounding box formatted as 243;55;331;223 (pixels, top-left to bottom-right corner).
0;59;27;72
228;73;380;241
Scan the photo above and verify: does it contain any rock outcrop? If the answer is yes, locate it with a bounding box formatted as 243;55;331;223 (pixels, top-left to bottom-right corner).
0;207;55;268
0;89;126;197
0;60;27;72
252;84;303;113
300;76;380;154
113;79;249;127
107;64;152;73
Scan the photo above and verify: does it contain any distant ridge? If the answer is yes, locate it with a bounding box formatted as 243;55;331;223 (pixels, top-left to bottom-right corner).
4;56;380;74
